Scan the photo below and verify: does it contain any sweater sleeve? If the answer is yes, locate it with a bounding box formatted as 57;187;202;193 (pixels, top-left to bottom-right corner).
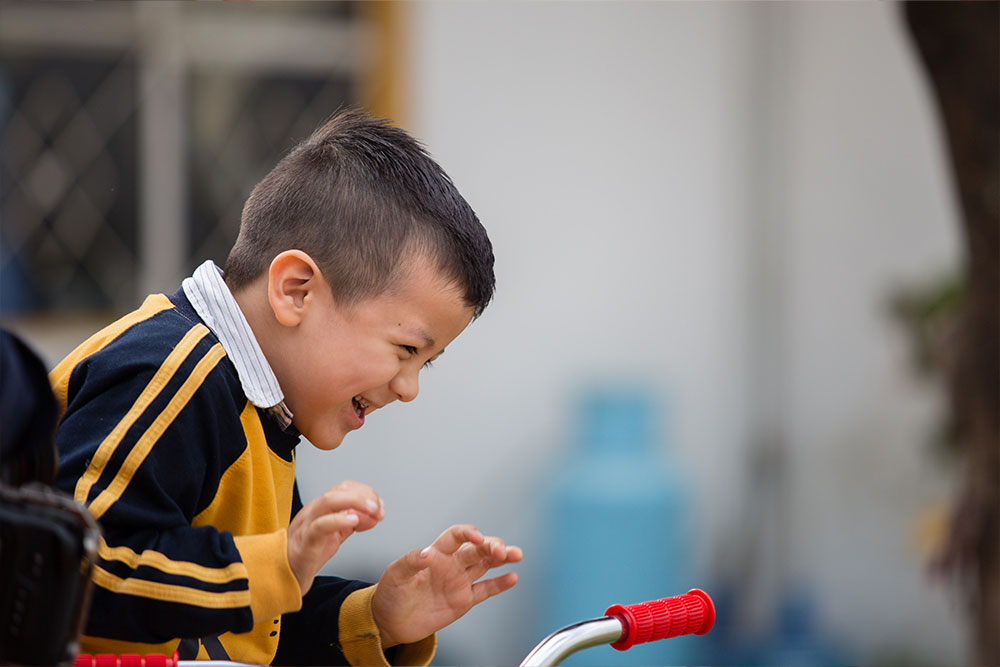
53;320;301;643
273;579;436;667
278;485;436;666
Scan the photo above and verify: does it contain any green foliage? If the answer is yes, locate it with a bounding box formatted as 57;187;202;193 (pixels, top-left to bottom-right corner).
888;272;965;461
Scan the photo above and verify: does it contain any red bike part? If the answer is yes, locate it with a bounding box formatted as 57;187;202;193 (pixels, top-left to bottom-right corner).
605;588;715;651
74;652;179;667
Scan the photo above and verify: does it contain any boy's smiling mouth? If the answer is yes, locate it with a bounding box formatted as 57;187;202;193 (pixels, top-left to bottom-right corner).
352;396;370;421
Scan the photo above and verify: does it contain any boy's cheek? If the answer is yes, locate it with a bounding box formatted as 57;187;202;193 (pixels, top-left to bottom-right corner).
341;357;403;393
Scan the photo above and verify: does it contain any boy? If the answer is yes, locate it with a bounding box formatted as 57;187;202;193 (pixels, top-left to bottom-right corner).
50;110;522;666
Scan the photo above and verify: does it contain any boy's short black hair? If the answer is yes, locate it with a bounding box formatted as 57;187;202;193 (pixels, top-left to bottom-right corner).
224;108;495;317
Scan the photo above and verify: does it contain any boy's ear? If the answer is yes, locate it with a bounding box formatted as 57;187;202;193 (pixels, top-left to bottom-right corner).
267;250;322;327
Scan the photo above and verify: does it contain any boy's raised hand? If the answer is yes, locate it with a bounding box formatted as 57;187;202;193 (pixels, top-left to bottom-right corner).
371;525;523;647
287;480;385;595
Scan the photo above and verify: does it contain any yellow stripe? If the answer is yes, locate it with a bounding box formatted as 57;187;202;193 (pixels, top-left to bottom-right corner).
74;325;211;506
91;564;250;609
98;537;248;585
50;294;175;415
89;343;227;519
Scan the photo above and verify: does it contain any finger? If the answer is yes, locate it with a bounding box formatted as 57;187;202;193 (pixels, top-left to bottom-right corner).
322;482;382;515
299;510;360;562
504;545;524;563
455;542;485;569
350;509;381;533
391;546;434;579
310;510;360;542
322;502;379;532
431;524;483;556
472;537;517;566
470;571;519;606
311;484;384;524
465;543;523;580
483;536;507;561
308;497;378;524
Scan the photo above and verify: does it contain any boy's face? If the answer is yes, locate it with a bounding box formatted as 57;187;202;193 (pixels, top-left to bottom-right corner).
276;254;475;451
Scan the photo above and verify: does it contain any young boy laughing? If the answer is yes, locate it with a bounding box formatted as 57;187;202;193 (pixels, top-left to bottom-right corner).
51;110;521;666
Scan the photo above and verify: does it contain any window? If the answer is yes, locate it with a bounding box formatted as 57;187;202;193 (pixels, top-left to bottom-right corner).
0;1;366;315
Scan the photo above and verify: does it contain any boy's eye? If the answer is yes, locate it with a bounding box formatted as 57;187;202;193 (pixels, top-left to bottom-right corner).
400;345;436;369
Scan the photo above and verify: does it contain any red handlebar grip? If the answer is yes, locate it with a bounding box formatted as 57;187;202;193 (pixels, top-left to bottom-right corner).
74;652;179;667
605;588;715;651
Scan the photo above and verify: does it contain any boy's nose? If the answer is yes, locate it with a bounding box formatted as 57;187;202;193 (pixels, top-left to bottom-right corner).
389;369;419;403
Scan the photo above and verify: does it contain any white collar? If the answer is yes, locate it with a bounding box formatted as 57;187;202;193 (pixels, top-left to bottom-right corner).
182;260;293;430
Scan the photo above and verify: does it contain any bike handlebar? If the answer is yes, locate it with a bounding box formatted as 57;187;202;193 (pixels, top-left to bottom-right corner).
77;590;717;667
519;588;715;666
604;588;715;650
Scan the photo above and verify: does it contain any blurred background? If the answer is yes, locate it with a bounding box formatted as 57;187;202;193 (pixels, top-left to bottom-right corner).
1;2;996;665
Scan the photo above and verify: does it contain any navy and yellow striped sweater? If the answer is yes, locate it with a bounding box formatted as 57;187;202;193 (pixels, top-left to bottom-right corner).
51;289;435;666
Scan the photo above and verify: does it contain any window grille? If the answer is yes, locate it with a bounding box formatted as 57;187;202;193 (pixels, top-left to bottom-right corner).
0;1;364;314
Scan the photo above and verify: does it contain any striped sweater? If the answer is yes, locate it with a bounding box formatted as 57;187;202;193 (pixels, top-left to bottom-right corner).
51;289;435;666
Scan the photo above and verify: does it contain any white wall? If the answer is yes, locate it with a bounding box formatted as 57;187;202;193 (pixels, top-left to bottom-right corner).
296;2;967;665
779;3;964;661
298;2;756;663
293;3;965;665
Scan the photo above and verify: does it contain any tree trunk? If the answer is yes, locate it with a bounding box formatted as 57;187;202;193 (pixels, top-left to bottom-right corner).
903;2;999;663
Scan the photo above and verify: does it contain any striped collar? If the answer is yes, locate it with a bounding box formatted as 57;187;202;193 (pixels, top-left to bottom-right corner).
181;260;294;430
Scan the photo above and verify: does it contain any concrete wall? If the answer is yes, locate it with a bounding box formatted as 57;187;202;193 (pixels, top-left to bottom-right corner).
295;2;965;664
779;3;964;661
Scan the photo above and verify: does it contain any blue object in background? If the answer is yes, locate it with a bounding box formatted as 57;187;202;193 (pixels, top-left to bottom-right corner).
542;385;703;666
749;588;850;666
705;585;850;666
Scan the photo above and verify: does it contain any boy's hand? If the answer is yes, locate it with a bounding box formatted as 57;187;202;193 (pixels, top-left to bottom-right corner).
371;525;523;647
287;480;385;595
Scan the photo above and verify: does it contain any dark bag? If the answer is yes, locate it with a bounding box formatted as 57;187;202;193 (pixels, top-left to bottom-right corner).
0;329;101;666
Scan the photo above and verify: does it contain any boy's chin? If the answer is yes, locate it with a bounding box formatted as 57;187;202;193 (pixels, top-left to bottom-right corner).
300;423;348;451
308;434;345;451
